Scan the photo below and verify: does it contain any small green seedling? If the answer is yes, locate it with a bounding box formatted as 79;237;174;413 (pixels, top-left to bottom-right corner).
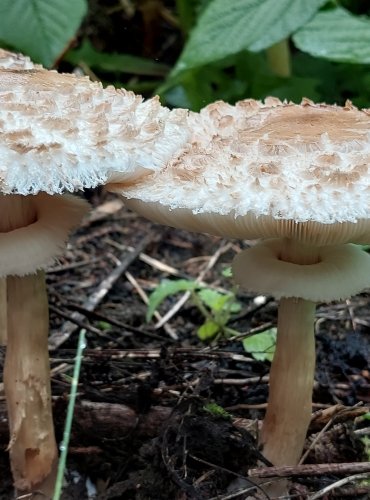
203;402;232;419
147;278;241;341
147;277;277;361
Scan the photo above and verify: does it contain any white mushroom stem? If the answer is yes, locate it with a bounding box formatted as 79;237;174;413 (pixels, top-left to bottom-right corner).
0;278;7;345
259;238;319;466
0;193;88;494
5;272;57;492
260;297;315;466
232;237;370;470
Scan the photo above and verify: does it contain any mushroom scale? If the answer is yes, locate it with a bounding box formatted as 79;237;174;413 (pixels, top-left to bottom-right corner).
0;68;190;195
117;97;370;229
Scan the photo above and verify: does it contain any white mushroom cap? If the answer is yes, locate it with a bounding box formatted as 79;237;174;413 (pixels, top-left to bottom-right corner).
115;98;370;246
0;67;190;195
0;48;44;71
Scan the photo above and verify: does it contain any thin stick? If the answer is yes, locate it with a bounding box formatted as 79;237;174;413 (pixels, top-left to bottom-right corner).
49;231;158;349
53;330;86;500
154;241;232;329
125;271;178;340
248;462;370;478
307;472;370;500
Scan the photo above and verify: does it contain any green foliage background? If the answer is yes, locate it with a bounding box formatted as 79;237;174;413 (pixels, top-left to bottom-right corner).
1;0;370;109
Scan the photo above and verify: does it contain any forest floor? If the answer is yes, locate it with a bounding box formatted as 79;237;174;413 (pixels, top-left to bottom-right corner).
0;192;369;499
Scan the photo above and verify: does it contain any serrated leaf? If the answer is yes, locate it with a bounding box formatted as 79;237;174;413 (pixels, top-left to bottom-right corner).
173;0;326;73
198;320;220;340
242;328;277;362
65;40;170;77
146;279;201;322
293;7;370;64
0;0;87;67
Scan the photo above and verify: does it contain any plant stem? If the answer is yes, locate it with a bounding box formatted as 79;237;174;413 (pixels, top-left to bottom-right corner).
53;329;86;500
266;39;291;77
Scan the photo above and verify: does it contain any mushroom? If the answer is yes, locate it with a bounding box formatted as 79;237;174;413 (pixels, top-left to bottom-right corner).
107;97;370;487
0;52;190;495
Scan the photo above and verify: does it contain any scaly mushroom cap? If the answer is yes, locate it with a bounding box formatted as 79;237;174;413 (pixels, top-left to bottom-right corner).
113;98;370;246
0;48;44;71
0;67;190;195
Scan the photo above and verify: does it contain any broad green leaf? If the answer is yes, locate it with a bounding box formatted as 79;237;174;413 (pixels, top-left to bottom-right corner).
293;7;370;64
173;0;326;73
242;328;277;362
66;41;170;77
0;0;87;67
198;320;220;340
146;279;201;322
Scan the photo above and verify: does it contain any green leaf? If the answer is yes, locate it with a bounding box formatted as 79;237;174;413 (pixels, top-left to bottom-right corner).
147;279;201;322
173;0;326;73
293;7;370;64
203;402;232;419
242;328;277;362
0;0;87;67
65;40;170;77
198;289;230;312
198;320;220;340
221;266;233;278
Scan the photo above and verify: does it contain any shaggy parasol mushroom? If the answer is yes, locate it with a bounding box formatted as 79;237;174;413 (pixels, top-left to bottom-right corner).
0;51;189;495
108;97;370;479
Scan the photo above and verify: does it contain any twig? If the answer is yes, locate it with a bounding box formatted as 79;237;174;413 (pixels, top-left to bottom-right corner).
154;241;233;329
62;303;174;342
248;462;370;478
49;231;159;350
189;455;270;499
307;472;370;500
125;271;178;340
299;416;334;465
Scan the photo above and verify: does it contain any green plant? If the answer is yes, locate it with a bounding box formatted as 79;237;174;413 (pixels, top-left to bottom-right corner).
203;402;232;419
1;1;370;109
147;277;277;361
0;0;87;67
147;278;241;340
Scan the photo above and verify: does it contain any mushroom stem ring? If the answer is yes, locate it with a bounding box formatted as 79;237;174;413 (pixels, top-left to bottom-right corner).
233;238;370;302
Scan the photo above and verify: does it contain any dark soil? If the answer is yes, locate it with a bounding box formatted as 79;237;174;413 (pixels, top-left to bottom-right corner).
1;193;369;499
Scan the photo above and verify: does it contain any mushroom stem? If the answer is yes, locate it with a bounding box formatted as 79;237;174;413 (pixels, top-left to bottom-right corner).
260;297;316;466
0;278;7;345
5;272;57;494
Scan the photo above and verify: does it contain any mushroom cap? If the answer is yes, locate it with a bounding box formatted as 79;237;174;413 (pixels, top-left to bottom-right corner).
0;66;189;195
0;48;44;71
113;98;370;246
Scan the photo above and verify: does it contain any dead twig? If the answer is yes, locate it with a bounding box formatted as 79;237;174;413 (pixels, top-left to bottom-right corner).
125;270;178;340
154;241;233;329
307;472;370;500
48;231;159;350
248;462;370;478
